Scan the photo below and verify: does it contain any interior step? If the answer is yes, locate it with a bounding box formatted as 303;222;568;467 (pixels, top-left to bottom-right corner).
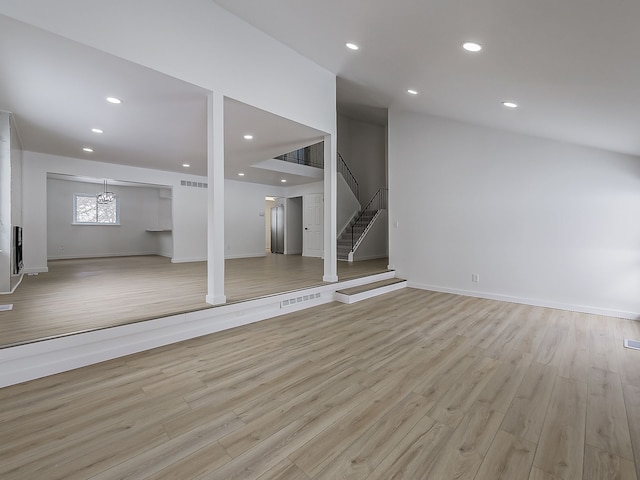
336;278;407;304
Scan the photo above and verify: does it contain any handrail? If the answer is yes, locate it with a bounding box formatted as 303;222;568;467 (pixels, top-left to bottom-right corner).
337;153;359;201
351;188;388;250
275;141;324;168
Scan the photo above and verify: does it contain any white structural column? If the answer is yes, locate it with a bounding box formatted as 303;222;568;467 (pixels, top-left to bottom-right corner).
206;92;226;304
323;133;338;282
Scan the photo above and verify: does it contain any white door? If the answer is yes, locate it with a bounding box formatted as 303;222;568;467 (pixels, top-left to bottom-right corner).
303;193;323;257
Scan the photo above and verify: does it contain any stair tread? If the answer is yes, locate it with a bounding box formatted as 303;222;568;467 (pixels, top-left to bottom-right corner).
336;278;405;296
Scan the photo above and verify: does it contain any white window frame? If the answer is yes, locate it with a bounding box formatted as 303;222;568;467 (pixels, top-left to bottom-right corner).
72;193;121;226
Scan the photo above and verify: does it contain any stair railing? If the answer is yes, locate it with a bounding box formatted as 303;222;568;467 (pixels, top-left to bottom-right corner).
351;188;388;250
338;153;359;201
275;141;324;168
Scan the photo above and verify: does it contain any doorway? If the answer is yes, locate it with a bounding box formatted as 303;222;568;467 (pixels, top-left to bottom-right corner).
286;197;303;254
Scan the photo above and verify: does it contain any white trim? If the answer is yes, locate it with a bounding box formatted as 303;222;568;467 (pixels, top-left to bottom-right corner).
171;256;207;263
408;282;640;320
48;252;157;260
0;270;396;387
351;254;388;262
170;252;266;263
336;280;406;304
224;253;266;260
23;267;48;274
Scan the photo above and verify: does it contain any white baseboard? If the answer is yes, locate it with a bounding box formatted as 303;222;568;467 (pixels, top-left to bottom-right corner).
23;267;48;274
172;254;267;263
0;270;397;388
353;253;388;262
408;282;640;320
171;256;207;263
224;253;266;260
47;252;156;260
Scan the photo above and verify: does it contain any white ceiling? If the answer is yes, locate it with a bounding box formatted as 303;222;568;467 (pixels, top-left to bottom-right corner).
214;0;640;157
0;14;325;186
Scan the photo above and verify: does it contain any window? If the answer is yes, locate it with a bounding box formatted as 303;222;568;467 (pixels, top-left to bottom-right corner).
73;194;119;225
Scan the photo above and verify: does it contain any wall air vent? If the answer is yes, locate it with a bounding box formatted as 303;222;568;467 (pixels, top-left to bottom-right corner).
624;339;640;350
180;180;208;188
281;292;321;308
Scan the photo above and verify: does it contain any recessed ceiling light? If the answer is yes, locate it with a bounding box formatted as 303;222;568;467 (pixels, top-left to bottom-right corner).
346;43;359;51
502;101;518;108
83;147;94;153
243;134;253;140
407;89;419;95
182;163;190;168
463;42;482;52
238;172;245;176
106;97;122;104
281;179;287;183
91;128;103;134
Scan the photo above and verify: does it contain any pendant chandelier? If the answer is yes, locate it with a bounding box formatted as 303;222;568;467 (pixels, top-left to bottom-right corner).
97;180;114;204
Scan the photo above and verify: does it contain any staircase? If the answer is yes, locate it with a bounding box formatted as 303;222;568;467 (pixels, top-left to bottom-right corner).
337;210;376;260
337;187;388;262
275;147;386;262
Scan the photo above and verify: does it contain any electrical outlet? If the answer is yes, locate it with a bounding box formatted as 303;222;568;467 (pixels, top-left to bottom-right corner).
471;273;480;283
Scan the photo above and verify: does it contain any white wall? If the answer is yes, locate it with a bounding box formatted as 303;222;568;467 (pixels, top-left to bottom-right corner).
0;113;11;292
46;178;163;259
22;151;207;271
24;151;301;270
9;115;23;290
156;232;172;258
0;0;336;136
337;114;351;163
337;173;360;236
225;180;285;259
389;110;640;318
284;181;323;199
338;115;387;203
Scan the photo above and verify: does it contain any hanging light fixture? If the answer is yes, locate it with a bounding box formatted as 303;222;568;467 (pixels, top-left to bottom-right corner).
97;180;115;204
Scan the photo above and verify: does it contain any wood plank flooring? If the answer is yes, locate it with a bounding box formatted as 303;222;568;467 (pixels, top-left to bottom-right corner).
1;288;639;479
0;254;389;347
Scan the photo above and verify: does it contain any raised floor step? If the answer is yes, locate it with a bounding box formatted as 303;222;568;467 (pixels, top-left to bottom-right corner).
335;278;407;304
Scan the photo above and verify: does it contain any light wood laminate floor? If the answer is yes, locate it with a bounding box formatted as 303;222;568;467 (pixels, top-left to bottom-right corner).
0;254;389;347
1;288;639;479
